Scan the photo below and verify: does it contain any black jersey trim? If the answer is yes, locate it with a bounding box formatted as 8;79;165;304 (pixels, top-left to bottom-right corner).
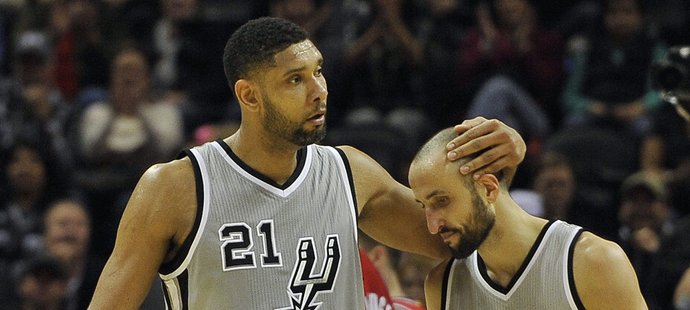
568;228;586;310
159;149;204;275
477;219;556;294
161;280;172;309
440;259;454;310
334;147;358;224
179;270;189;309
216;139;306;190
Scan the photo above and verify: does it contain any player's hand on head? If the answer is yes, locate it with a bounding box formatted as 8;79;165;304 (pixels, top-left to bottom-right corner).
446;117;526;178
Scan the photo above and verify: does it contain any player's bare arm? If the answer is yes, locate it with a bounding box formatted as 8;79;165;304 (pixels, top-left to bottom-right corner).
424;258;451;310
573;232;648;309
89;158;197;309
446;117;525;183
340;145;449;259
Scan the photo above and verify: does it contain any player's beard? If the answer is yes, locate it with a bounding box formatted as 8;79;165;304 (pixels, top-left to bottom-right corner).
450;189;495;259
262;94;327;147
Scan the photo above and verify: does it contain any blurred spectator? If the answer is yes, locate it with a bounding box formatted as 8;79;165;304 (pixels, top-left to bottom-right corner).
102;0;165;46
511;151;577;219
360;247;395;310
48;0;111;101
340;0;431;146
13;255;69;310
359;231;426;310
646;209;690;310
74;46;183;256
542;125;639;239
0;140;68;304
457;0;564;136
561;0;666;142
640;103;690;216
550;0;600;43
512;149;626;238
106;0;266;138
41;199;104;310
131;0;265;136
269;0;334;35
0;30;75;175
149;0;199;96
396;252;436;306
416;0;471;127
616;171;676;303
343;0;425;103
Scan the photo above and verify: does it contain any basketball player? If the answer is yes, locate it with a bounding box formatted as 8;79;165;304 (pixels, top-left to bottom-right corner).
88;17;526;309
409;127;648;309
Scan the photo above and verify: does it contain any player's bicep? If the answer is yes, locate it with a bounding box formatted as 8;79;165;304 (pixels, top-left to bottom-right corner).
90;163;188;309
335;145;393;218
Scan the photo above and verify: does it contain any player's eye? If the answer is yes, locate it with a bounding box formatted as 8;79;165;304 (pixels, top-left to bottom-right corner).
434;196;450;208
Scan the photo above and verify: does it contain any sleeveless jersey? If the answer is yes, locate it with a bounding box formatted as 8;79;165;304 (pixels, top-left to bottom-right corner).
442;220;585;309
158;140;365;309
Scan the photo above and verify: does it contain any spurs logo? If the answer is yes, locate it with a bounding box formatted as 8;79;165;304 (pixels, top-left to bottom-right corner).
276;235;341;310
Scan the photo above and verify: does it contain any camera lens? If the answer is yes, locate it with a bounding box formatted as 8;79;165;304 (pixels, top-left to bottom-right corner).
652;62;686;91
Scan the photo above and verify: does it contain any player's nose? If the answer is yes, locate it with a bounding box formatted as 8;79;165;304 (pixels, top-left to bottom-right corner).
309;76;328;105
425;209;444;235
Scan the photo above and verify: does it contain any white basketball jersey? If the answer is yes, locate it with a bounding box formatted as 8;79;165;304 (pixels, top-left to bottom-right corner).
442;220;585;309
158;141;365;309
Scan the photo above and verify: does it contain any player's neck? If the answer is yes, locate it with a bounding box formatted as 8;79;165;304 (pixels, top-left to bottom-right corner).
477;196;548;286
224;128;302;185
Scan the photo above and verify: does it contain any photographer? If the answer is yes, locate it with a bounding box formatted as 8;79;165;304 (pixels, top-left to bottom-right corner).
643;47;690;214
646;46;690;310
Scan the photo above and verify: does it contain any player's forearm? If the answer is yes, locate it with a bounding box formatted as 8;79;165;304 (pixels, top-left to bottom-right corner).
89;258;156;309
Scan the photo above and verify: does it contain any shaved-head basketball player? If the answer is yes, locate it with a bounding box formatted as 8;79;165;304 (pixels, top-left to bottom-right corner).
409;127;648;309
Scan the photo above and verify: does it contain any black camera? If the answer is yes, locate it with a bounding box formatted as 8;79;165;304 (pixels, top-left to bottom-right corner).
651;46;690;92
651;46;690;116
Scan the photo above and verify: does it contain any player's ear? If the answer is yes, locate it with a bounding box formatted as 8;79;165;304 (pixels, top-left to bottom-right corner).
476;174;500;203
235;79;260;112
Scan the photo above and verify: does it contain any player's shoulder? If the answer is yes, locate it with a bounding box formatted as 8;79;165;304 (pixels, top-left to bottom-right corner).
143;156;193;179
334;145;388;173
333;145;365;160
572;229;647;308
571;231;636;297
573;231;628;268
137;156;195;197
334;144;400;194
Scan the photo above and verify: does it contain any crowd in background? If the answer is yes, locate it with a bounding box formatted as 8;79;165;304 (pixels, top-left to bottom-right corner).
0;0;689;309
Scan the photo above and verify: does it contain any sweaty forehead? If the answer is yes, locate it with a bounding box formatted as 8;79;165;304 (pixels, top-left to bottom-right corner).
409;153;473;192
273;40;321;64
409;157;445;187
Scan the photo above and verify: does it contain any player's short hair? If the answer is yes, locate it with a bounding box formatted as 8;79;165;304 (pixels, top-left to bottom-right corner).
413;127;458;165
223;17;309;86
